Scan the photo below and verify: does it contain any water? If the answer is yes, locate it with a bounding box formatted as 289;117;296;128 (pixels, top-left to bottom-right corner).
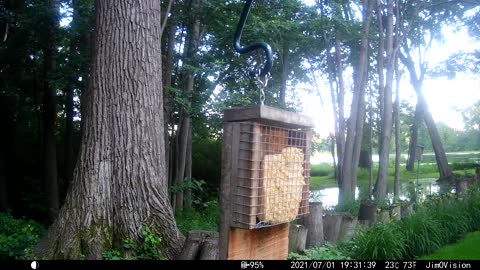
309;178;453;208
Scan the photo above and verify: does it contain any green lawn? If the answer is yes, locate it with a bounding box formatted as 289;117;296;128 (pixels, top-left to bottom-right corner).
420;231;480;260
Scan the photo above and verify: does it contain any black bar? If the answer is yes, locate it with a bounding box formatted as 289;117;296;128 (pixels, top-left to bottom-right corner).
2;260;479;270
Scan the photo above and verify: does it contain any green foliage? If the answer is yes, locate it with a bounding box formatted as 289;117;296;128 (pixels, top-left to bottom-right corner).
350;186;480;260
420;231;480;260
175;200;220;235
0;213;44;260
191;138;222;199
335;199;360;217
102;249;123;260
310;163;333;177
288;244;351;260
450;162;480;171
102;225;165;260
400;212;443;258
351;224;406;260
170;178;211;208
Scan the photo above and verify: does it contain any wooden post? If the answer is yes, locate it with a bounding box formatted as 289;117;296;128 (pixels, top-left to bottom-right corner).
219;123;234;260
377;209;390;224
227;223;290;259
456;179;468;195
301;202;324;248
358;200;376;226
391;205;401;221
338;213;357;243
178;231;219;260
199;238;219;260
288;224;308;254
401;203;413;219
323;212;342;246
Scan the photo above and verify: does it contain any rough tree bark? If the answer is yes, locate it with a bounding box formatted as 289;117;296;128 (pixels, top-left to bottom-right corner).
34;0;183;259
43;0;60;220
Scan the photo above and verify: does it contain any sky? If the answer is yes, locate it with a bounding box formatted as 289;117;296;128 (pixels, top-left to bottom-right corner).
297;9;480;137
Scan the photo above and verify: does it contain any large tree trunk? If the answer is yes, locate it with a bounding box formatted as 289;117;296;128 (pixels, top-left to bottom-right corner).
34;0;183;259
374;0;395;202
43;0;60;220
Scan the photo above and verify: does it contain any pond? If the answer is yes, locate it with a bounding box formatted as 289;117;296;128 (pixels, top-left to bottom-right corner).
310;178;454;209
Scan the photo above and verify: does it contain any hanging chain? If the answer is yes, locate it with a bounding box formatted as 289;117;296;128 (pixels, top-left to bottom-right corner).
255;73;269;105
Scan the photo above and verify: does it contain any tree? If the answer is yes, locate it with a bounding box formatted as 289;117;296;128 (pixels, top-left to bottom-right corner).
374;0;396;202
463;100;480;131
340;0;375;203
35;0;183;259
63;0;95;189
42;0;60;220
400;50;452;179
172;0;204;212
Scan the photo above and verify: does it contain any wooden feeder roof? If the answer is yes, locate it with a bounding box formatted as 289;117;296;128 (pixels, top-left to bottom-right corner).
224;105;314;129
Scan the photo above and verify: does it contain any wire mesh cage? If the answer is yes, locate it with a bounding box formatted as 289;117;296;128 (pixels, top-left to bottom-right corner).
221;106;313;230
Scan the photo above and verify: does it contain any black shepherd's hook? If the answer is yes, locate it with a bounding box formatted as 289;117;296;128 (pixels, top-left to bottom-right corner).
234;0;273;78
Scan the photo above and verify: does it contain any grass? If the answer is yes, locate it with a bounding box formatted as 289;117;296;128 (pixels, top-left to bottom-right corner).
175;200;220;235
420;231;480;260
348;187;480;260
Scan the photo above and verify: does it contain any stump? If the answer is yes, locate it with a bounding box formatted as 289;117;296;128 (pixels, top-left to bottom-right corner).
338;213;357;243
199;238;219;260
323;212;342;246
401;203;413;219
456;179;468;195
288;224;308;254
301;202;324;248
177;231;219;260
377;209;390;224
358;200;376;226
391;206;401;221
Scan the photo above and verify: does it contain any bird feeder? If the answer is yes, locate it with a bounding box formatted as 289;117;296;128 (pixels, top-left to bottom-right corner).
219;105;313;260
415;145;425;161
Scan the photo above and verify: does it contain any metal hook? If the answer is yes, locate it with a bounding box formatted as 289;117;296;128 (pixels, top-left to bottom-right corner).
233;0;273;78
